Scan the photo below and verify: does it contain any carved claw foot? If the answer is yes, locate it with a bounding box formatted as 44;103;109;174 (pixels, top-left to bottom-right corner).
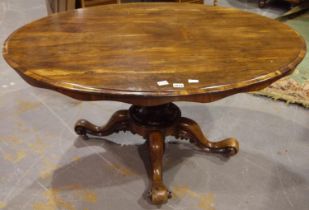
75;110;129;139
147;131;171;204
148;183;172;205
207;137;239;156
176;117;239;157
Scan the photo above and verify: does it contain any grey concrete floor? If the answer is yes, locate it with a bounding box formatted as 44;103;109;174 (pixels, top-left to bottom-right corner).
0;0;308;210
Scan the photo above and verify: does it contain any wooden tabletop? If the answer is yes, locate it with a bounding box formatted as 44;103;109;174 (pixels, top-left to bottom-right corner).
3;3;306;106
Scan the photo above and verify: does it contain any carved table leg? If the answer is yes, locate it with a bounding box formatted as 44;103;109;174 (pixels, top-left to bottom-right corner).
147;131;171;205
75;110;129;139
74;103;239;205
176;117;239;156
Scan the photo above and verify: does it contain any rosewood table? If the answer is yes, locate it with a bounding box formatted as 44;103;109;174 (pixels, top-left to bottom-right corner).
3;3;306;205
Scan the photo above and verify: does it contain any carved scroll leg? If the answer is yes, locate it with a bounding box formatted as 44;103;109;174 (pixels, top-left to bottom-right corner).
177;117;239;157
147;131;171;205
75;110;129;139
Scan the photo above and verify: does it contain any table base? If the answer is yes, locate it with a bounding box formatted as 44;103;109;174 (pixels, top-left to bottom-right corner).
74;103;239;205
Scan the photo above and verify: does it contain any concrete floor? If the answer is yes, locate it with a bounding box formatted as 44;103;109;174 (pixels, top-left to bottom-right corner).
0;0;308;209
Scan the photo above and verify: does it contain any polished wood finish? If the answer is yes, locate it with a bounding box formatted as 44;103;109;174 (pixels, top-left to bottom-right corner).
3;3;306;205
81;0;203;8
75;103;239;204
3;3;306;106
147;131;171;204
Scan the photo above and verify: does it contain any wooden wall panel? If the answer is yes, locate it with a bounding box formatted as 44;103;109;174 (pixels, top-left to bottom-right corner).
46;0;76;14
46;0;204;14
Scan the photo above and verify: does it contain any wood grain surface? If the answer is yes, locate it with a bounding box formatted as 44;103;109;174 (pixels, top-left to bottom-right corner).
3;3;306;106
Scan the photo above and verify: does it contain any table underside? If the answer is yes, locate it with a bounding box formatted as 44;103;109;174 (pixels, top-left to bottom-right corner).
74;102;239;204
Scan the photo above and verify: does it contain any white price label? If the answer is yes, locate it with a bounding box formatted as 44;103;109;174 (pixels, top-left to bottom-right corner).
188;79;199;83
173;83;185;88
157;80;169;86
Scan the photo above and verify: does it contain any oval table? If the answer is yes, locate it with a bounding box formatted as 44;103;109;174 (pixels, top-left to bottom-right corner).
3;3;306;205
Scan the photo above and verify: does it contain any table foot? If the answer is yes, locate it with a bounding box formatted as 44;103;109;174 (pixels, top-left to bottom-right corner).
74;103;239;204
74;110;129;139
176;117;239;157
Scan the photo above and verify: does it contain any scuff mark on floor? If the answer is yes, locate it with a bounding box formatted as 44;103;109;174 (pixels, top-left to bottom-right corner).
17;99;41;114
173;186;215;210
16;121;31;132
33;184;98;210
0;135;22;145
72;155;81;162
77;190;97;203
32;188;76;210
28;137;48;156
3;150;26;163
198;193;215;210
277;149;288;155
110;162;135;176
39;158;58;180
0;201;6;209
